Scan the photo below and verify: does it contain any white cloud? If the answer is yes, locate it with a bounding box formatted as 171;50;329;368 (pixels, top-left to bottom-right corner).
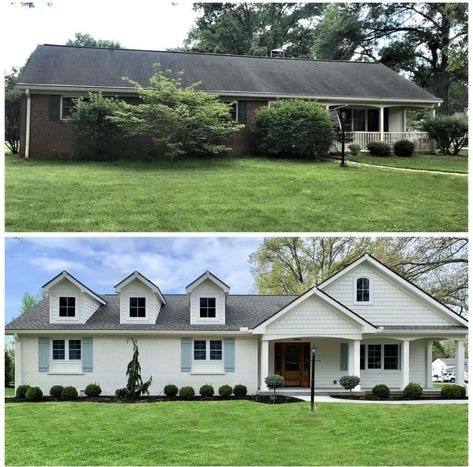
29;256;91;274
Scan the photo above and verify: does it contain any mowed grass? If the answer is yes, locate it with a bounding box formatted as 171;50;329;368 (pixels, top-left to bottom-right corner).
5;401;467;466
5;154;467;232
4;387;15;397
350;152;468;173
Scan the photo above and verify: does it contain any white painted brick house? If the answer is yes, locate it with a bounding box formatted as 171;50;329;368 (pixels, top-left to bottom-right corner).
6;255;467;395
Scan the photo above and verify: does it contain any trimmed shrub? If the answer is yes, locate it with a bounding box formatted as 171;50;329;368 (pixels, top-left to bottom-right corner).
61;386;79;401
233;384;248;397
25;386;43;401
115;387;129;400
252;99;335;159
199;384;215;397
441;384;466;399
422;115;468;155
367;141;391;157
16;384;31;399
372;384;390;399
339;375;360;392
348;143;361;156
218;384;233;399
164;384;179;397
49;385;64;398
394;139;415;157
179;386;195;400
403;383;423;399
84;383;102;397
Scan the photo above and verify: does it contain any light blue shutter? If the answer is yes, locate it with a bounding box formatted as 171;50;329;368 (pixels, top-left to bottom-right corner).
181;338;192;372
38;337;49;372
340;343;348;371
224;338;235;372
82;337;93;372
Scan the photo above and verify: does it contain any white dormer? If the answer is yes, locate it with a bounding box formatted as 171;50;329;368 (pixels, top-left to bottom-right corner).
186;271;229;325
115;271;166;324
43;271;106;324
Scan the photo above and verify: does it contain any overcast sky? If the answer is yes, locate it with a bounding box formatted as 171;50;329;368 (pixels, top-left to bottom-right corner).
5;237;264;322
3;0;199;71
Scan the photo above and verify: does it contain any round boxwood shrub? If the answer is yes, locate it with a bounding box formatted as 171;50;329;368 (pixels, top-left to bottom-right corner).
199;384;215;397
403;383;423;399
339;375;360;392
372;384;390;399
25;386;43;401
367;141;391;157
233;384;248;397
16;384;31;398
84;383;102;397
393;139;415;157
49;385;64;398
179;386;195;400
164;384;178;397
251;99;335;159
218;384;233;399
115;387;129;400
348;143;361;156
441;384;466;399
61;386;78;401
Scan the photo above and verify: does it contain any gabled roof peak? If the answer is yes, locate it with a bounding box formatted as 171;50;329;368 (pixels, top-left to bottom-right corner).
186;271;230;294
114;271;166;305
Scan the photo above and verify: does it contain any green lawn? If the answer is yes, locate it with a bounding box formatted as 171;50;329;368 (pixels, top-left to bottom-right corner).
5;401;467;466
5;154;467;232
349;153;468;173
5;387;14;397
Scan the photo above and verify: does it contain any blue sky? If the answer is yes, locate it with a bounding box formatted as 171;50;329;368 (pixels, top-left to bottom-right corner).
5;236;264;323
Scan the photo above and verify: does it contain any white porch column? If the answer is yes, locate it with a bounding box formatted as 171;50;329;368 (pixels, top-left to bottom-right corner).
401;340;410;389
349;339;361;391
260;339;269;390
426;341;433;389
455;339;465;386
14;335;22;387
379;106;384;140
403;109;407;132
432;108;436;119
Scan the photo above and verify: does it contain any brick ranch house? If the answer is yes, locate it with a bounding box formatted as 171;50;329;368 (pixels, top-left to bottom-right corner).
18;44;442;157
6;254;467;396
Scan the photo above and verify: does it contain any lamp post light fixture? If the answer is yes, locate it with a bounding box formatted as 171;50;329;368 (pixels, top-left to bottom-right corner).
310;344;317;412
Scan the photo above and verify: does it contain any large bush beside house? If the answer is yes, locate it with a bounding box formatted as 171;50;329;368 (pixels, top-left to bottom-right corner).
339;375;360;392
367;141;391;157
199;384;215;397
422;116;468;155
16;385;30;399
49;385;64;398
393;139;415;157
164;384;179;397
372;384;390;399
218;384;233;399
25;386;43;401
61;386;79;401
233;384;248;397
403;383;423;399
251;99;335;159
179;386;195;400
112;64;240;158
441;384;466;399
84;384;102;397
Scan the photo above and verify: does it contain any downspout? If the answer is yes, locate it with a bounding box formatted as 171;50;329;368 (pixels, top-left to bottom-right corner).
25;89;31;159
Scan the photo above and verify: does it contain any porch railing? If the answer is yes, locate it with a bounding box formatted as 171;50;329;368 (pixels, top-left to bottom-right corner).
331;131;433;152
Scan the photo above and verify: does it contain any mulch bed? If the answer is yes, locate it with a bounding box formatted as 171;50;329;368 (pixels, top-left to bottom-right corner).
330;394;467;401
6;394;302;404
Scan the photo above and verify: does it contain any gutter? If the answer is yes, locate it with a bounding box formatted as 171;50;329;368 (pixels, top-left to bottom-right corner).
25;89;31;159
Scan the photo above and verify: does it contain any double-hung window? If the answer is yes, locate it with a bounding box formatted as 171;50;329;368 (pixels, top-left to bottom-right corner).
52;339;82;361
199;298;216;318
59;297;76;317
356;277;371;303
360;343;399;370
193;340;223;361
194;340;207;360
129;297;146;318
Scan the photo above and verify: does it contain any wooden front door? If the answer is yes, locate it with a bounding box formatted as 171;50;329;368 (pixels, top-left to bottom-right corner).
275;343;310;387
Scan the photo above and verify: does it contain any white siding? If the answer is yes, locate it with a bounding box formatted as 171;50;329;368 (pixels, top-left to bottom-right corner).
119;278;161;324
323;263;455;326
410;339;427;386
190;279;226;325
265;295;361;337
82;293;101;322
18;334;258;395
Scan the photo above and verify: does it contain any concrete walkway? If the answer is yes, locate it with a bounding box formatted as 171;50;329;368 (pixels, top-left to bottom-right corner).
294;395;468;404
348;160;468;177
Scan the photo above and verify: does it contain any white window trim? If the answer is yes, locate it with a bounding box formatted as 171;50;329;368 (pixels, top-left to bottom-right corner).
192;339;224;362
129;296;147;319
51;338;82;362
59;96;74;121
57;295;79;321
198;296;217;320
353;275;373;305
361;342;400;371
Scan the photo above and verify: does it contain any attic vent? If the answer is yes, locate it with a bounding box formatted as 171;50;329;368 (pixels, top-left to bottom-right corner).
270;49;285;58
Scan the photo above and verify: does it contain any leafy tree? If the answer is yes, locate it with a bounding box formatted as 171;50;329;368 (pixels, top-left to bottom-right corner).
185;3;325;58
21;290;46;313
125;338;152;399
265;374;284;401
114;65;241;158
422;115;468;155
432;341;454;360
68;93;126;159
5;68;22;154
249;237;468;315
66;33;121;48
251;99;335;158
5;350;14;386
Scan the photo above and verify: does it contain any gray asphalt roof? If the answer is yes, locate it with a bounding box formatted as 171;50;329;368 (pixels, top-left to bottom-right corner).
5;294;298;332
18;44;440;102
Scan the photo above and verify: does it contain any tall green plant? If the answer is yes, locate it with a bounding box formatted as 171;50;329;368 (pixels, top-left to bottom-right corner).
125;338;152;399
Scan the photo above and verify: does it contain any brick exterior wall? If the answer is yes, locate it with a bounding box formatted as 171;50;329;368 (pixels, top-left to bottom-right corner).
21;93;268;157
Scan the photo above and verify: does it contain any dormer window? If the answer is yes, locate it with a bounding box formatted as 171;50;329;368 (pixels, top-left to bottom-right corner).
356;277;371;303
129;297;146;317
59;297;76;317
200;297;216;318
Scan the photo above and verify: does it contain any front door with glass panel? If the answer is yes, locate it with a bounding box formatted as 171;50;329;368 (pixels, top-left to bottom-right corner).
275;343;310;387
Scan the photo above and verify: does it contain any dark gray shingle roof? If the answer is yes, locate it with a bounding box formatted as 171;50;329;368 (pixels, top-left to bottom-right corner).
5;294;297;332
18;44;440;102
